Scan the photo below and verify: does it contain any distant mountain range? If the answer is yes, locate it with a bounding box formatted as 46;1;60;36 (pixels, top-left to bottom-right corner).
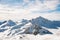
0;16;60;36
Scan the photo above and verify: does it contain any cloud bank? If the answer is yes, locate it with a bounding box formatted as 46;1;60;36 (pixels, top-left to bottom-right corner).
0;0;60;20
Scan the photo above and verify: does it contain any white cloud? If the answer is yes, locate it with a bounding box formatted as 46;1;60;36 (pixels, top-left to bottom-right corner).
0;0;60;20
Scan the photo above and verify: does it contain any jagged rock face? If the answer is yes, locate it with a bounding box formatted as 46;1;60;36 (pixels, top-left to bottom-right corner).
32;24;41;35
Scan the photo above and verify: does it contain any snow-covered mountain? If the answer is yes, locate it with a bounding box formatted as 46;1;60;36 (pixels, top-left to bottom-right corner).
30;16;60;29
0;16;60;36
0;20;16;32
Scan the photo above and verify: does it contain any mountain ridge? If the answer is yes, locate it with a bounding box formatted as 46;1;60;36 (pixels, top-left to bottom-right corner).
0;16;60;36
